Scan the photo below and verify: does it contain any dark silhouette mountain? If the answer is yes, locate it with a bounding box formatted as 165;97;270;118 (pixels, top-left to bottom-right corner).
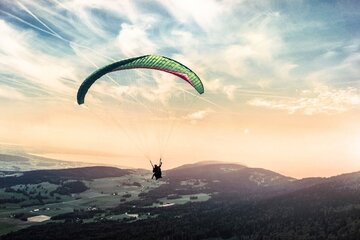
144;163;296;201
167;162;294;186
171;160;236;170
329;171;360;189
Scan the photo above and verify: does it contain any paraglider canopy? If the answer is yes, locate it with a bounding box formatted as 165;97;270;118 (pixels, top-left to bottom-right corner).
77;55;204;105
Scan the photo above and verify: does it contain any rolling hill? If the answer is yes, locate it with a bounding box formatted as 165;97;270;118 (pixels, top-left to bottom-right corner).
1;161;360;240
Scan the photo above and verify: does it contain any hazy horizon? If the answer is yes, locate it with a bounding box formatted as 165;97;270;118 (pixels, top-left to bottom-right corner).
2;144;359;180
1;0;360;179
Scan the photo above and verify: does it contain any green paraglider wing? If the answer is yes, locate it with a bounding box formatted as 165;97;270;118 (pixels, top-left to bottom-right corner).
77;55;204;105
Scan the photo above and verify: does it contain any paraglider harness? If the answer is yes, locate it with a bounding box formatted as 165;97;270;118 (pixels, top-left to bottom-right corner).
151;158;162;180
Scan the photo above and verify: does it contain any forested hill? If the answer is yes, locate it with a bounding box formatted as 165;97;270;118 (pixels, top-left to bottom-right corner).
2;163;360;240
0;166;132;188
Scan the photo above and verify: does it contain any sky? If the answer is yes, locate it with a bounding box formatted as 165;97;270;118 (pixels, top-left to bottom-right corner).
0;0;360;178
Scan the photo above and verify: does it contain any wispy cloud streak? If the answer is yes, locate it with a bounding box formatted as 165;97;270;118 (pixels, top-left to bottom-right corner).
0;0;359;114
249;86;360;115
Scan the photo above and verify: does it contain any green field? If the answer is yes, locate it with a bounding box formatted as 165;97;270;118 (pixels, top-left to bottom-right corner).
0;171;164;235
149;193;211;208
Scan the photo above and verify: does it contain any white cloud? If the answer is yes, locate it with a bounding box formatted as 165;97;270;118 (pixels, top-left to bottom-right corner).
204;79;238;100
248;85;360;115
0;20;81;99
223;85;238;100
305;49;360;87
184;108;213;124
0;85;25;100
1;0;298;107
116;23;157;56
157;0;226;32
0;0;358;111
